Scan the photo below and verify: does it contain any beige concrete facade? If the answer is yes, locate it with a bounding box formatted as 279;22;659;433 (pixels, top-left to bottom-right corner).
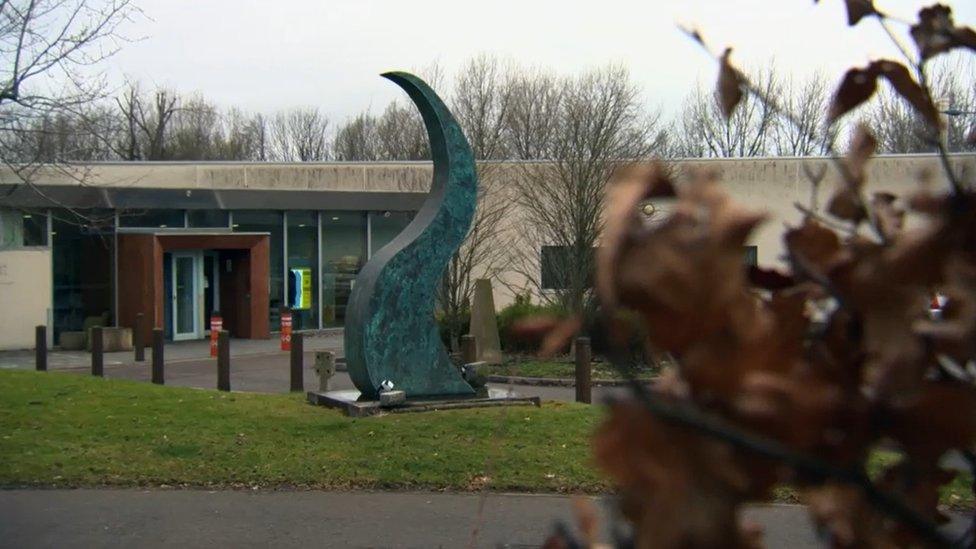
0;248;52;350
3;154;973;309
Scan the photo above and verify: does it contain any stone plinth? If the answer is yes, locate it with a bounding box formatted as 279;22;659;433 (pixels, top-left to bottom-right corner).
469;279;502;364
307;388;540;417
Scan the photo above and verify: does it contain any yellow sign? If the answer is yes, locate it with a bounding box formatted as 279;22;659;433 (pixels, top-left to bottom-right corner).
289;268;313;310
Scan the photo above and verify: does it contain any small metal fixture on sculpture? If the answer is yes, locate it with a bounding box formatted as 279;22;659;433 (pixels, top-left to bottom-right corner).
344;72;478;400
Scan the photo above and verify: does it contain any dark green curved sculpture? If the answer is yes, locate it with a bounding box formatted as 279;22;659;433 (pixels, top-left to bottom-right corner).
344;72;477;400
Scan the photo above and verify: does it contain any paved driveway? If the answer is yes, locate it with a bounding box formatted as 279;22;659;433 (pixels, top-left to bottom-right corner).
1;332;617;402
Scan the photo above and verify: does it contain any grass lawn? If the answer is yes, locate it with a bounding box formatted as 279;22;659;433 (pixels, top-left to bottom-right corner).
0;370;971;509
486;360;656;380
0;370;605;492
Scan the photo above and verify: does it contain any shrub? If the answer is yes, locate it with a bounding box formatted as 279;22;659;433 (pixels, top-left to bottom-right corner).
497;293;565;352
435;309;469;352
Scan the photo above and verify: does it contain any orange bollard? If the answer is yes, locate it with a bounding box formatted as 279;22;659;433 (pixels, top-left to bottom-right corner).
210;313;222;358
280;309;292;351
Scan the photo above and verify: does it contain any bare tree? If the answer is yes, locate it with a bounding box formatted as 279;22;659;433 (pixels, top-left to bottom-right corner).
509;64;664;317
215;108;266;161
866;56;975;153
374;100;429;160
774;72;831;156
269;107;330;161
167;93;222;160
111;84;184;161
332;111;379;161
450;54;512;160
503;68;563;160
675;66;779;157
434;55;518;349
0;0;139;211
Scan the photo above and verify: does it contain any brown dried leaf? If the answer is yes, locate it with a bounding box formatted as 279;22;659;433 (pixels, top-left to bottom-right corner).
845;124;877;187
718;48;744;119
910;4;976;60
887;382;976;466
734;371;867;459
844;0;881;26
870;191;904;240
539;316;582;358
509;315;582;358
572;497;599;546
597;164;670;309
828;65;880;124
877;463;954;535
540;533;569;549
805;484;892;546
906;189;947;215
610;177;764;356
874;60;942;129
785;218;842;275
594;400;758;548
747;265;796;291
826;189;866;222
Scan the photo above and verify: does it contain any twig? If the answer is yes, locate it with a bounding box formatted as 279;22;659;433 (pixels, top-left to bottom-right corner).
603;344;959;548
678;27;891;244
793;202;856;234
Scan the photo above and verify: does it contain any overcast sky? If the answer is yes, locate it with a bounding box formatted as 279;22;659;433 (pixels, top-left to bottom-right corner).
105;0;976;121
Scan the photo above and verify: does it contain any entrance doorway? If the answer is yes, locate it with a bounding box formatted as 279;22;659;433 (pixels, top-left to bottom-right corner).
169;251;221;340
118;232;270;343
171;251;202;340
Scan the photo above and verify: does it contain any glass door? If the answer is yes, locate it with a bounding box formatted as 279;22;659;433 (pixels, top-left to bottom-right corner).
171;251;203;340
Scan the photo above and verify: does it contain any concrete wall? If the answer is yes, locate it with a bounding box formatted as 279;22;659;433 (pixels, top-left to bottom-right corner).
488;155;976;307
0;248;51;350
2;155;973;310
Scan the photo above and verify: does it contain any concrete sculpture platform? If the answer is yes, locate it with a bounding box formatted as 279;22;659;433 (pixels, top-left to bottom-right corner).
307;388;541;417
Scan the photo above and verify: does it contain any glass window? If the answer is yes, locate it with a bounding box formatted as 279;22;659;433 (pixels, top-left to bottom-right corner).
321;211;366;327
188;210;229;228
22;211;48;246
51;210;114;343
287;211;318;330
232;210;284;332
370;211;415;255
119;209;185;228
743;245;758;266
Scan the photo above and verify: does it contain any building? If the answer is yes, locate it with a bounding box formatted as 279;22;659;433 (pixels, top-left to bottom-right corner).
0;154;972;350
0;162;430;349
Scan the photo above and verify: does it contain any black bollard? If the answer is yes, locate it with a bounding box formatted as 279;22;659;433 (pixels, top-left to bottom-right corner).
290;331;304;392
134;313;145;362
151;328;164;385
217;330;230;392
461;334;477;365
91;326;104;377
574;336;591;404
35;325;47;372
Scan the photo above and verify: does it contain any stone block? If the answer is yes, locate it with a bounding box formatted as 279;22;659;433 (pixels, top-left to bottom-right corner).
469;279;503;364
379;390;406;407
314;350;336;391
86;327;132;352
59;331;85;350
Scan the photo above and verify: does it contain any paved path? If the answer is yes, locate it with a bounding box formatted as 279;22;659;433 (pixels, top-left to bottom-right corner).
0;333;617;402
0;489;842;548
0;333;343;372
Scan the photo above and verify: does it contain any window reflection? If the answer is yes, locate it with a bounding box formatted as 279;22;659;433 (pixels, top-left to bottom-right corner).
370;211;415;254
321;212;366;327
287;211;318;330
